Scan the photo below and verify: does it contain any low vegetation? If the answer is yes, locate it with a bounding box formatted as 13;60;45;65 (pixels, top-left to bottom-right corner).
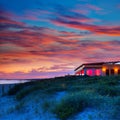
53;91;103;120
7;75;120;120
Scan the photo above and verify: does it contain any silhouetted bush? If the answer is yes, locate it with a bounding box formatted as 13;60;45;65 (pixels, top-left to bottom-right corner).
7;84;26;95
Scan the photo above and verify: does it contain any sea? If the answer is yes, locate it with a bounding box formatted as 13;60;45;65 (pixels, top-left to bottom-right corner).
0;79;30;84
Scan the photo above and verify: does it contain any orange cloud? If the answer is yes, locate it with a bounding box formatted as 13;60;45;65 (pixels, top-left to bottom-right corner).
0;10;120;78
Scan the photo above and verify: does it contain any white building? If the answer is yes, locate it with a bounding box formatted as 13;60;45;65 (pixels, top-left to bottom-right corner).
75;61;120;76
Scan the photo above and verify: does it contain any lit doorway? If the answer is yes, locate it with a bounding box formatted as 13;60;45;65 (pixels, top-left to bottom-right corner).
106;69;109;76
111;69;114;75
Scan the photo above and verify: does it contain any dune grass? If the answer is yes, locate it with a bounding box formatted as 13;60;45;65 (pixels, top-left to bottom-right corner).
7;75;120;119
52;91;104;120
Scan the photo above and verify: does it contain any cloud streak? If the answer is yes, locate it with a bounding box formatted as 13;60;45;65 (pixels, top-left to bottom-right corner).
0;0;120;79
52;19;120;36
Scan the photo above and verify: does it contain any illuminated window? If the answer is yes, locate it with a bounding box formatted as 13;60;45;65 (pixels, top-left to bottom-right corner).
87;69;93;76
95;69;101;76
77;71;81;75
114;68;118;72
81;70;84;75
76;70;84;75
102;67;106;72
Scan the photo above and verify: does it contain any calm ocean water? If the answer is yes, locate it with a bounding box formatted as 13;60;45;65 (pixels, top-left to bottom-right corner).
0;79;29;84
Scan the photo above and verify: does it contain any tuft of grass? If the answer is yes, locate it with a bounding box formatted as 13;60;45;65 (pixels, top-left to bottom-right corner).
7;84;25;95
42;101;51;112
16;87;34;100
15;85;44;100
7;81;35;95
110;97;120;120
6;101;25;114
7;106;15;114
96;85;120;97
14;101;25;111
53;91;105;120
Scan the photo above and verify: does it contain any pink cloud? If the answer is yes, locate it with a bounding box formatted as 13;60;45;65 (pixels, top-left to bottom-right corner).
0;10;120;79
71;9;89;15
86;4;102;11
52;19;120;36
0;39;120;78
117;4;120;9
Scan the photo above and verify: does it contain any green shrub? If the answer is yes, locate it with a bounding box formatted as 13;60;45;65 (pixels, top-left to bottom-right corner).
16;87;39;100
15;101;25;111
16;86;65;100
98;77;119;86
42;101;51;111
6;101;25;114
115;97;120;106
7;84;25;95
42;100;55;112
96;85;120;97
16;89;28;100
53;91;104;120
110;97;120;120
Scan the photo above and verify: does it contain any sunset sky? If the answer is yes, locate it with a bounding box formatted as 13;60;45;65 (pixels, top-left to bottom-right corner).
0;0;120;79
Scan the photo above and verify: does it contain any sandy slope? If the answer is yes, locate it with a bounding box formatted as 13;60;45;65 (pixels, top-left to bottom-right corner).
0;91;66;120
0;90;112;120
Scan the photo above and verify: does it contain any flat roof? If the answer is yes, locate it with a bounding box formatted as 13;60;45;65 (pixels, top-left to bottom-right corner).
74;61;120;71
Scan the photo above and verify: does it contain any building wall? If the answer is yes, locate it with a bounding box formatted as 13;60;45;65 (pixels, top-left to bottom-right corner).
75;64;120;76
75;68;102;76
102;64;120;76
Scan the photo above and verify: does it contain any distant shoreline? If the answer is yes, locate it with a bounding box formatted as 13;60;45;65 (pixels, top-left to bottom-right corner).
0;79;31;84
